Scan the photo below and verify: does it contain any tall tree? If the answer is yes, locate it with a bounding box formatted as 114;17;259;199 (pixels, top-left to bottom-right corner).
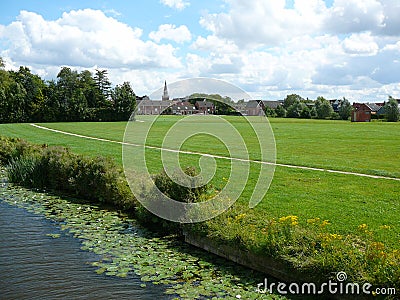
112;82;136;120
11;67;47;122
78;70;97;107
315;96;334;119
0;75;27;123
385;96;399;122
338;97;352;120
94;69;112;99
56;67;79;111
42;80;61;122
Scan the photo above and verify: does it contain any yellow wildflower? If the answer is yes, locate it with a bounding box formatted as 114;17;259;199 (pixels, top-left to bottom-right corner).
379;225;391;230
358;224;368;230
320;220;330;227
370;242;385;251
307;218;320;225
235;213;246;221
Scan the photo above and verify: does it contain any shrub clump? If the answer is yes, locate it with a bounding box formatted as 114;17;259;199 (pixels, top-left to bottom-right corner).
2;136;135;211
134;166;213;233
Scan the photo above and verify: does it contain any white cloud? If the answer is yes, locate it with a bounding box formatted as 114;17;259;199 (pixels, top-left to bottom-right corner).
383;41;400;52
324;0;385;34
160;0;190;11
191;35;238;53
342;33;379;56
149;24;191;43
0;9;182;69
199;0;327;48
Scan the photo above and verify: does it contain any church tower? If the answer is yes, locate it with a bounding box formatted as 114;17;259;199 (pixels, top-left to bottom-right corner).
162;80;169;101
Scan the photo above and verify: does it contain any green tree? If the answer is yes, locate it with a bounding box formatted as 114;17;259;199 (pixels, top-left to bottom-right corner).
287;101;304;118
385;96;399;122
275;105;286;118
11;67;47;122
112;82;136;120
78;70;97;107
264;106;276;117
94;69;112;99
42;80;61;122
56;67;79;118
315;96;334;119
300;105;311;119
0;75;27;123
283;94;304;109
338;97;352;120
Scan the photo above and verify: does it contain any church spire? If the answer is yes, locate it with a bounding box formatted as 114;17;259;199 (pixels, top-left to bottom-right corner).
162;80;169;101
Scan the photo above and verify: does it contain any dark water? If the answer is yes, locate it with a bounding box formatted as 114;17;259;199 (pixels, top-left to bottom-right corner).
0;200;167;300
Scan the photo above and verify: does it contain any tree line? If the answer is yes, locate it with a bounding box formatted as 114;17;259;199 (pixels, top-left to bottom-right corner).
265;94;399;122
265;94;353;120
0;58;136;123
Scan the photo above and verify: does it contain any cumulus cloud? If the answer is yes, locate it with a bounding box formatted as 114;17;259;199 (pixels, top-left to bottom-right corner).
342;33;379;56
0;9;182;69
160;0;189;11
191;35;239;54
199;0;327;48
323;0;385;34
149;24;191;43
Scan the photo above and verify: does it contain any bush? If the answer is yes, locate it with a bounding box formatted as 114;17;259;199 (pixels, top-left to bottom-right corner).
1;136;135;211
153;166;209;203
135;166;213;233
0;136;41;165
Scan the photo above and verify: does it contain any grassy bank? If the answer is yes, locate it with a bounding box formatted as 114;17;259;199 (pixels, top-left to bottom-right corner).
0;118;399;290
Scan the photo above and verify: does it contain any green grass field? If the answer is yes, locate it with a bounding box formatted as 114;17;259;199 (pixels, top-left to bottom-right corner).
1;118;399;233
3;117;399;176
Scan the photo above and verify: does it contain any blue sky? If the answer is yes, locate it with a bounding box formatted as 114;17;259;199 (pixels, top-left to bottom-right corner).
1;0;399;101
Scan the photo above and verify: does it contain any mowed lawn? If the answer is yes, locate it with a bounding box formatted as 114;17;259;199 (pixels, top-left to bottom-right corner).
0;118;399;248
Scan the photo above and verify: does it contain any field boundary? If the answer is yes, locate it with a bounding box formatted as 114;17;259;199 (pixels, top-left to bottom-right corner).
30;123;400;182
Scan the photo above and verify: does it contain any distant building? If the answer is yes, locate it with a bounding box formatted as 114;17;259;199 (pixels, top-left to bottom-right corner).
136;100;172;115
245;100;265;116
328;99;343;112
351;103;382;122
171;101;197;115
233;102;247;115
162;80;169;101
195;100;215;114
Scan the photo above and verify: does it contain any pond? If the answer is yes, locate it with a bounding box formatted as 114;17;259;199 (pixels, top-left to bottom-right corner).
0;173;283;299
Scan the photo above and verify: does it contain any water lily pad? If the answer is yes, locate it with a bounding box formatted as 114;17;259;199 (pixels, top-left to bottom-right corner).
46;233;61;238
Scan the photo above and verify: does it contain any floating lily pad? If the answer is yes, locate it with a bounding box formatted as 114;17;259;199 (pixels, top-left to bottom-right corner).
46;233;61;238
